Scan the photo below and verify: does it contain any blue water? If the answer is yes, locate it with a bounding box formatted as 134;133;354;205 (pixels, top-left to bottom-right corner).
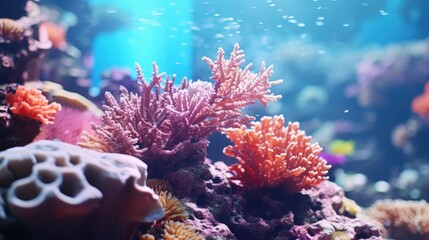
357;0;418;45
89;0;192;88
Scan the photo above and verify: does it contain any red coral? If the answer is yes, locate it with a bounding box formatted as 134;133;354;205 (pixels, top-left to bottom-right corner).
6;85;61;124
224;115;331;192
411;82;429;118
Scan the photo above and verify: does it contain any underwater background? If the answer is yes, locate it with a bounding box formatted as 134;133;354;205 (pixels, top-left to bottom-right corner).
1;0;429;239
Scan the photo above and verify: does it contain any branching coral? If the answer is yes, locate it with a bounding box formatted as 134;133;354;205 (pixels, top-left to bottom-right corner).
224;115;331;192
6;85;61;124
81;44;281;164
366;199;429;239
412;82;429;118
202;43;283;128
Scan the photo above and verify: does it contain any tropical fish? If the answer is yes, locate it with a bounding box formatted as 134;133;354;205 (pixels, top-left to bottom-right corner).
329;139;355;156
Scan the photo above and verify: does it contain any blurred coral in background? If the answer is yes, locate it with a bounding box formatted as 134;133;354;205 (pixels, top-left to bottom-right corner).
412;82;429;119
365;199;429;240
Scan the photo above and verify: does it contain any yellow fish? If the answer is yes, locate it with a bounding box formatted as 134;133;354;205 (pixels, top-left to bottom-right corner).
329;140;355;156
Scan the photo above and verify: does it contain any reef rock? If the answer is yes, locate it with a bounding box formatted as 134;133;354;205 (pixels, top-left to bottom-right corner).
0;140;164;240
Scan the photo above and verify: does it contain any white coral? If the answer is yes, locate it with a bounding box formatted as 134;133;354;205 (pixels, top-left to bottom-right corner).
0;140;164;240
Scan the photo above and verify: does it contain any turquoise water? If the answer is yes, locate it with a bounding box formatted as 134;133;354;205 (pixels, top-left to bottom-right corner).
357;0;418;45
88;0;192;87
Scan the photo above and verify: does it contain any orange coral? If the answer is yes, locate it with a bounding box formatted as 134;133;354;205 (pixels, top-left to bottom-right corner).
412;82;429;118
224;115;331;192
6;85;61;124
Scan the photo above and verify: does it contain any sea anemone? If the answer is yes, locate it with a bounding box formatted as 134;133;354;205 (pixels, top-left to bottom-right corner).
147;179;173;194
158;191;188;222
162;221;204;240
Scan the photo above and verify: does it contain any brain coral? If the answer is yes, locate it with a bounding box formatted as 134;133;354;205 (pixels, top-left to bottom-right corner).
0;140;164;240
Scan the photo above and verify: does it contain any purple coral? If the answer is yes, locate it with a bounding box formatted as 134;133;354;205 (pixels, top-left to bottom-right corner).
81;44;282;171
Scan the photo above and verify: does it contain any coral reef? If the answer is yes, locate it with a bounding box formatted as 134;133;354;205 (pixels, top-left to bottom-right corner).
0;30;387;240
224;115;331;192
164;160;381;239
0;140;163;240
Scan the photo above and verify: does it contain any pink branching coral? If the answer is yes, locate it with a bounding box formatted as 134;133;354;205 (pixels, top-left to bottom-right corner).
224;115;331;192
82;44;281;162
412;82;429;118
6;85;61;124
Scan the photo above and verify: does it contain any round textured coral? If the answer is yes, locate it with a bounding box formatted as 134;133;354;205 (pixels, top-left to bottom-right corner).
224;115;331;192
6;85;61;124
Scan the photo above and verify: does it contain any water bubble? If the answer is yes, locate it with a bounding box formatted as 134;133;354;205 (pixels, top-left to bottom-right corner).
214;33;225;39
379;10;389;15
